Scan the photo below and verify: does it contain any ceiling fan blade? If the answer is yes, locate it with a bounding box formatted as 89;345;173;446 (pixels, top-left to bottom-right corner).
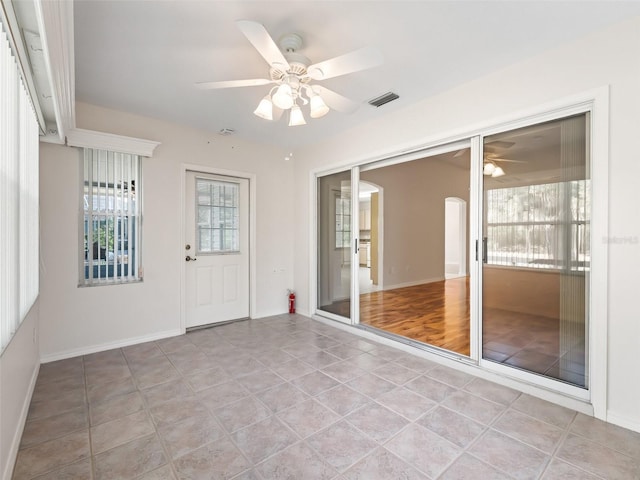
307;47;383;80
312;85;359;113
453;149;468;158
236;20;290;71
493;158;527;163
195;79;273;90
485;140;515;150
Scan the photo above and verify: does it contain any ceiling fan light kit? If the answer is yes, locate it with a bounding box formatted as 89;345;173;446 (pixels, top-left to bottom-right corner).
491;166;505;177
253;95;274;120
272;83;295;110
483;162;496;176
288;104;307;126
309;91;329;118
483;162;506;177
196;20;383;127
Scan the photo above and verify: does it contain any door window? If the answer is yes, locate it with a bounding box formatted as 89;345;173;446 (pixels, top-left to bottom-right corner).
196;178;240;254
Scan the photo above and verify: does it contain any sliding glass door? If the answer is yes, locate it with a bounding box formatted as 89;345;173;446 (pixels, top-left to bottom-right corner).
316;141;476;357
481;114;590;389
317;170;354;322
358;147;473;357
314;109;593;397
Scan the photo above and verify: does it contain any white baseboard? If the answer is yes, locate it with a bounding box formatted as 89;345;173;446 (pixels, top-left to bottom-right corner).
2;361;39;480
445;273;467;279
40;329;183;363
606;411;640;434
382;276;444;291
252;309;288;320
296;307;311;317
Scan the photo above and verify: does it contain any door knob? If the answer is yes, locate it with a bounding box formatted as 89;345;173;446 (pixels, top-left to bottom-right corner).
185;255;197;262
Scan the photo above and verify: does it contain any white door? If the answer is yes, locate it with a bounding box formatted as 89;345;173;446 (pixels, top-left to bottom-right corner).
185;171;249;328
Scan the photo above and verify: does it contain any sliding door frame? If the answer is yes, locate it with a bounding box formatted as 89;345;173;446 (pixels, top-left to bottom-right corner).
477;103;601;403
313;165;357;325
311;86;608;417
350;167;360;325
316;139;478;359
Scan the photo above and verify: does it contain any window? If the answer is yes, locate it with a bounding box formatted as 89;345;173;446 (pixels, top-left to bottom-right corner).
196;178;239;253
485;180;590;271
0;21;40;353
81;148;142;285
335;194;351;248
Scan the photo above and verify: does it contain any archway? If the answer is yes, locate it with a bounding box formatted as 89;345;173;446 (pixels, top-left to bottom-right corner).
444;197;467;279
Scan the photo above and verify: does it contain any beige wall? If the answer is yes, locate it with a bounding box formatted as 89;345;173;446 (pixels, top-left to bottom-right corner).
39;102;294;360
361;155;469;288
0;303;39;480
483;267;560;319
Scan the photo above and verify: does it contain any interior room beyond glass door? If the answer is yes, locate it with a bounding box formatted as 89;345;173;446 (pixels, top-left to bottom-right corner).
358;147;473;356
482;113;590;389
317;170;352;322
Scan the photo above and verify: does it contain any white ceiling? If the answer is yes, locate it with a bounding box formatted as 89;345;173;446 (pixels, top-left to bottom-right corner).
74;1;640;150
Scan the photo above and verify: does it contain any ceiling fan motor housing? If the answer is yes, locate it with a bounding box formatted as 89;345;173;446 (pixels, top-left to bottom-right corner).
267;33;312;81
271;56;310;81
279;33;303;52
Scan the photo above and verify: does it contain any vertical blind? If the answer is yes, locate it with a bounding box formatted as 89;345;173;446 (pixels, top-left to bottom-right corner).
485;180;590;271
0;20;40;352
82;148;141;284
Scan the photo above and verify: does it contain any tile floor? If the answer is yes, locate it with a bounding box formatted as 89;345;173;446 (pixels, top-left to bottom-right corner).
12;314;640;479
483;308;586;388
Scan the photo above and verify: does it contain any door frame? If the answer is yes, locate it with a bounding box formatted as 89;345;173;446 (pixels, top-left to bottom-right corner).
313;139;475;333
314;168;357;325
358;180;384;290
180;164;256;332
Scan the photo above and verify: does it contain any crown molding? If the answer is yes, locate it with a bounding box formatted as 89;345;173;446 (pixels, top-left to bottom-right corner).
67;128;161;157
34;0;75;143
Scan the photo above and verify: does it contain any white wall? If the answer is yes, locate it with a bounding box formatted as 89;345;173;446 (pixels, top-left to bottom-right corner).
293;17;640;430
444;198;465;276
39;102;294;360
0;303;40;480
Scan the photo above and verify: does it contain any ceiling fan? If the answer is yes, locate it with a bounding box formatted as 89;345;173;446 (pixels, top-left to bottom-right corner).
483;148;525;177
450;148;524;177
196;20;383;126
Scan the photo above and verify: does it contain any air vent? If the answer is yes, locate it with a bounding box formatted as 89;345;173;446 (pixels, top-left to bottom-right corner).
218;128;236;136
368;92;399;108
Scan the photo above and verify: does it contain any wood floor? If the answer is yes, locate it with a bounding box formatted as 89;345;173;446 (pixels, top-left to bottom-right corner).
319;277;470;355
360;277;470;355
